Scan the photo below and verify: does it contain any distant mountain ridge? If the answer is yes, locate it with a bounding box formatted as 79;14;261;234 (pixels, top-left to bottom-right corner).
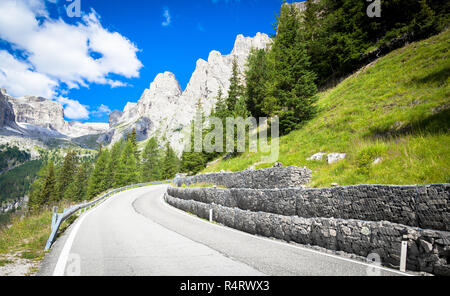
0;33;272;154
107;32;271;154
0;88;109;143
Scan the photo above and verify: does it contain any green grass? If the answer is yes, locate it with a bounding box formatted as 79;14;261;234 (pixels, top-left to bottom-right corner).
0;201;80;261
0;210;52;261
205;30;450;187
180;183;227;189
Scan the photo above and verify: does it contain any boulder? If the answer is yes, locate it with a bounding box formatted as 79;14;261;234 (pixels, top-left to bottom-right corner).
307;153;326;161
327;153;347;164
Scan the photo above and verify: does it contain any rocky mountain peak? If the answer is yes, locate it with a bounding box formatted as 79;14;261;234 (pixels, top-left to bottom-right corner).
9;95;67;132
0;90;108;145
0;89;16;129
109;110;124;128
208;50;223;63
106;32;272;154
148;72;182;97
231;33;271;57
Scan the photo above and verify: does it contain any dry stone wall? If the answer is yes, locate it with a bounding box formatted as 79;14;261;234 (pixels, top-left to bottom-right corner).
165;193;450;276
165;167;450;275
168;184;449;231
173;166;312;189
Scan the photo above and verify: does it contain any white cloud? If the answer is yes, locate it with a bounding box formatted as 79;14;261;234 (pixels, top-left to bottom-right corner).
91;104;111;118
162;7;171;27
0;50;58;98
0;0;143;98
56;96;90;120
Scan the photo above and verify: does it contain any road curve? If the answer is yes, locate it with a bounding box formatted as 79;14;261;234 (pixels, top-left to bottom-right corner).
38;185;409;276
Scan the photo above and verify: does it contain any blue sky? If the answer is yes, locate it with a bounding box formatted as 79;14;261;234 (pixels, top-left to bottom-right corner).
0;0;297;123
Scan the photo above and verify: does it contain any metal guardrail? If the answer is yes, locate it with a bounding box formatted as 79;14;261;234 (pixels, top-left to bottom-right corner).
45;181;171;250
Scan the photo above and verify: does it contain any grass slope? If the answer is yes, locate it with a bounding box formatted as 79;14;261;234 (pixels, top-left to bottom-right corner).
205;30;450;187
0;210;52;261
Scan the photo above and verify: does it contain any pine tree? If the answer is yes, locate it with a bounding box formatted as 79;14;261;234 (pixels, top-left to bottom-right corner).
118;139;139;186
64;162;90;202
41;162;57;205
128;128;140;164
87;150;110;199
214;87;228;120
140;137;162;182
233;96;250;119
181;114;206;175
28;163;51;212
226;57;244;111
106;140;124;188
162;144;179;180
181;150;205;175
56;150;77;201
245;48;270;119
212;88;229;155
265;1;317;135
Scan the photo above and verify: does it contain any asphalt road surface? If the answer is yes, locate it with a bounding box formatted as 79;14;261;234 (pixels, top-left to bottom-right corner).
38;185;409;276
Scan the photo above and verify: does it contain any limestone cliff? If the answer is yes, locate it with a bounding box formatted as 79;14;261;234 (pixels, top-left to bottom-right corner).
108;33;272;154
0;88;15;129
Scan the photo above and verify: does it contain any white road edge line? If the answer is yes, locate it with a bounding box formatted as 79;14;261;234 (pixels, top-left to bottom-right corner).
52;191;121;276
52;185;165;276
160;193;413;276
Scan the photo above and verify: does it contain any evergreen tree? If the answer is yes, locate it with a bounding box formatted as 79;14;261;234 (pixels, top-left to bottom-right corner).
64;162;90;201
56;151;77;201
28;163;51;212
140;137;162;182
41;162;57;205
118;139;139;186
128;128;140;164
296;0;448;86
221;56;249;155
245;48;270;119
162;144;179;180
214;88;228;120
212;88;229;155
233;96;250;119
226;57;244;111
106;140;124;188
87;150;110;199
180;150;205;175
264;1;317;135
181;108;207;175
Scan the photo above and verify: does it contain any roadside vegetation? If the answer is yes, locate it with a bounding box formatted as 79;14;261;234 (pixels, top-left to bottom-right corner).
205;29;450;187
0;146;97;207
181;0;449;180
27;130;177;212
0;199;84;276
0;210;52;260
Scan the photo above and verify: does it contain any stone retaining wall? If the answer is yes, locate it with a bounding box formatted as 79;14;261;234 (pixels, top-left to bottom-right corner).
165;193;450;276
173;166;312;189
168;184;450;231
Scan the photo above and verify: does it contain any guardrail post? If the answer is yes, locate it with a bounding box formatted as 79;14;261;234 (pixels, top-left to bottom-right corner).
46;213;62;251
209;209;213;223
400;235;408;272
51;206;58;231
